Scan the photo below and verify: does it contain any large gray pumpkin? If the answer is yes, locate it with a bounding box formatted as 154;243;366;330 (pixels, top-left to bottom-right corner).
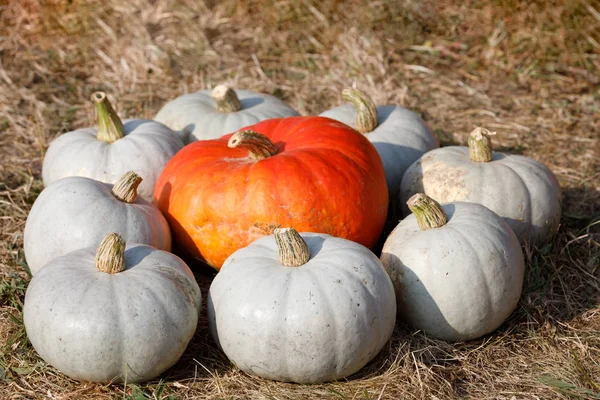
320;88;439;198
208;228;396;383
381;194;524;342
154;85;299;143
23;233;202;383
399;127;561;245
24;172;171;275
42;92;183;201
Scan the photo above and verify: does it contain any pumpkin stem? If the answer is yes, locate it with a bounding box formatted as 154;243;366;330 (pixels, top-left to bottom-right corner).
342;88;378;134
468;127;496;163
93;92;125;143
212;85;242;113
407;193;447;230
95;233;126;274
274;228;310;267
111;171;143;203
228;130;278;160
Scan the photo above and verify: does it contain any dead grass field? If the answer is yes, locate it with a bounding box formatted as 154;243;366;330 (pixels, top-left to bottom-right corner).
0;0;599;399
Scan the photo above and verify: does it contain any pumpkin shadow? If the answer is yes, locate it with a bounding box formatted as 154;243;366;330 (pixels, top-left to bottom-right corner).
157;271;227;382
240;97;265;109
380;250;461;344
122;245;154;269
121;119;155;133
304;235;325;259
519;185;600;324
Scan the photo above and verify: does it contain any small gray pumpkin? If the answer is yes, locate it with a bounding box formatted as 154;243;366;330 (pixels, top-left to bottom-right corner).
154;85;299;143
381;194;525;342
24;171;171;275
42;92;184;201
320;88;439;198
399;127;562;245
208;228;396;383
23;233;202;383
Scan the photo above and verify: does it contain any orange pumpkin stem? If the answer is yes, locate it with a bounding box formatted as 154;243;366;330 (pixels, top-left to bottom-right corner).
228;130;278;160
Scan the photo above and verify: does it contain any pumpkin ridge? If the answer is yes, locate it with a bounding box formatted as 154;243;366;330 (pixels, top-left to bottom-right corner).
108;277;126;378
492;161;533;233
301;265;341;377
453;211;522;319
445;224;494;324
274;268;294;379
325;256;389;370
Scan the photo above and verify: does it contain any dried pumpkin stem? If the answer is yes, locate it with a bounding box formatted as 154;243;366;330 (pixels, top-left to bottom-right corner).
407;193;447;230
274;228;310;267
111;171;143;203
228;130;278;160
342;88;378;134
468;127;496;163
93;92;125;143
212;85;242;113
95;233;126;274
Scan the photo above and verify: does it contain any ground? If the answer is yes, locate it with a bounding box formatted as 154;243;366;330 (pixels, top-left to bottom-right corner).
0;0;599;399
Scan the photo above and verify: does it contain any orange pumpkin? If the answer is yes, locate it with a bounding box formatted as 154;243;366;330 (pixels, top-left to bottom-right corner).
154;116;388;269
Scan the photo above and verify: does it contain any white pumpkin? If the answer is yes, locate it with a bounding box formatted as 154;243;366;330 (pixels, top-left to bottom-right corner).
24;171;171;275
208;228;396;383
399;127;562;245
381;194;525;342
320;88;439;198
23;233;202;383
154;85;299;143
42;92;183;201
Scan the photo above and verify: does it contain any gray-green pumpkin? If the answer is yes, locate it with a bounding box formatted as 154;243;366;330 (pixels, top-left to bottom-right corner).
320;88;439;198
24;171;171;275
23;233;202;383
381;194;525;342
208;228;396;383
399;127;562;245
42;92;184;201
154;85;299;143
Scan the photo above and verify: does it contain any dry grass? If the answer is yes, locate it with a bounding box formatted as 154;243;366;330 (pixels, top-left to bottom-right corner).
1;0;599;398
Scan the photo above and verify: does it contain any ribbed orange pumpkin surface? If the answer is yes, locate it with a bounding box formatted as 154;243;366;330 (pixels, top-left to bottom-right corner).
154;116;388;269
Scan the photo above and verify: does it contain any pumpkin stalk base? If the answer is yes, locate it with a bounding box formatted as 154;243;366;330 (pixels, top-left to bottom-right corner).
468;127;496;163
93;92;125;143
274;228;310;267
407;194;447;230
342;88;378;134
228;130;278;160
212;85;242;113
95;233;126;274
112;171;143;203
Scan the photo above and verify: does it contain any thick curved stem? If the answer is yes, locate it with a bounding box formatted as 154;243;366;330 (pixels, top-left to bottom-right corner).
212;85;242;113
228;130;278;160
95;233;126;274
468;127;496;163
274;228;310;267
111;171;143;203
407;193;447;230
342;88;378;134
93;92;125;143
